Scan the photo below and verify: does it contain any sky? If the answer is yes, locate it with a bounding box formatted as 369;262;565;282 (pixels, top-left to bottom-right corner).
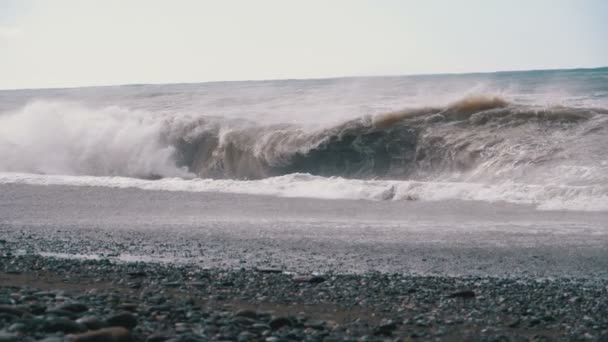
0;0;607;89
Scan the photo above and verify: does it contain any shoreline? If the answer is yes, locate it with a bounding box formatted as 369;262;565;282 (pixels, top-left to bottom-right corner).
1;254;607;341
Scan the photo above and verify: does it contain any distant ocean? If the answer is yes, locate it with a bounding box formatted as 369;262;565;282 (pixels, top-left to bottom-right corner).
1;67;607;211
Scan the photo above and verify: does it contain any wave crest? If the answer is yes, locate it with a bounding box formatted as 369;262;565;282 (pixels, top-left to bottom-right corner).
0;96;606;189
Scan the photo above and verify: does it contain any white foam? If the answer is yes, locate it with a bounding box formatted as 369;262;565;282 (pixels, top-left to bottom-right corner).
0;172;606;212
0;101;192;178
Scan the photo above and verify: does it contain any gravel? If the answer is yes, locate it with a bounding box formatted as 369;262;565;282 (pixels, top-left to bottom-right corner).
1;254;607;341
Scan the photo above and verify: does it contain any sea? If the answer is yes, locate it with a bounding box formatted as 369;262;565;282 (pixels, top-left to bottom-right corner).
1;68;607;276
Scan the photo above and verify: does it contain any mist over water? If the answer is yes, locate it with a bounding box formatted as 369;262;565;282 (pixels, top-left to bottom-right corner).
0;68;607;211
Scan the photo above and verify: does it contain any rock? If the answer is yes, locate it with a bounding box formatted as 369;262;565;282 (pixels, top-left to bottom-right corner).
29;304;47;315
57;303;89;313
46;308;79;319
0;305;23;316
448;290;476;298
304;320;326;330
234;309;258;319
37;337;66;342
292;275;326;284
7;322;28;332
117;303;138;312
238;331;256;341
146;334;171;342
34;291;56;298
374;320;398;336
0;332;19;342
507;317;520;328
251;323;270;332
76;315;106;330
68;326;131;342
106;312;138;330
126;271;147;278
231;316;256;326
268;316;292;330
163;282;181;288
308;276;326;284
255;268;283;274
45;317;87;333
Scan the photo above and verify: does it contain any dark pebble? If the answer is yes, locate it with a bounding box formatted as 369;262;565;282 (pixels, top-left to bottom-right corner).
374;320;398;336
268;317;292;330
234;309;257;319
68;326;131;342
37;337;65;342
448;289;476;298
45;317;87;333
308;276;326;284
46;308;79;319
255;268;282;274
7;322;28;332
76;315;106;330
0;305;24;316
56;303;89;313
146;334;172;342
127;271;147;278
0;332;19;342
106;312;138;330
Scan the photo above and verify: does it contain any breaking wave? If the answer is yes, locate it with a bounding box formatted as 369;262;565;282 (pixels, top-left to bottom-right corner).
0;172;606;212
0;95;607;210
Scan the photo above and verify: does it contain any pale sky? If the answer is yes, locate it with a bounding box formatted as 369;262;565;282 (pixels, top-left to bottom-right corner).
1;0;607;89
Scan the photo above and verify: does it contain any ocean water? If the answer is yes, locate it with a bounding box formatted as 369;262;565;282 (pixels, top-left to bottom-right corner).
1;67;607;211
1;68;608;275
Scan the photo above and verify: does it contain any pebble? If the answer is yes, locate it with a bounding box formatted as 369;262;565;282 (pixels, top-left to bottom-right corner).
56;303;89;313
45;318;87;333
268;317;292;330
76;315;106;330
0;332;19;342
68;327;131;342
0;305;23;316
448;289;476;298
105;312;138;330
234;309;258;319
1;254;607;341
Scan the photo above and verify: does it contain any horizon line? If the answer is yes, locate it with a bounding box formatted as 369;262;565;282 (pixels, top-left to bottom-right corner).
1;65;607;92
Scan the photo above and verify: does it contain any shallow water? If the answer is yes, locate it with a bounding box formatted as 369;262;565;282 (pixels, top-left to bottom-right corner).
1;183;606;277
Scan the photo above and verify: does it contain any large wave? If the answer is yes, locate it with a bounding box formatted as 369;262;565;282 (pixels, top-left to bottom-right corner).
171;95;608;187
0;95;607;210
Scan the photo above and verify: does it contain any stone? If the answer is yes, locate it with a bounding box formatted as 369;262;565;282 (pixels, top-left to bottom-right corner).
117;304;138;312
146;334;171;342
45;317;87;333
0;332;19;342
255;268;282;274
7;322;28;332
448;290;476;298
126;271;147;278
234;309;258;319
57;303;89;313
268;317;292;330
68;326;131;342
106;312;138;330
77;315;106;330
0;305;23;316
374;320;398;336
308;276;326;284
46;308;79;319
37;337;65;342
238;331;256;341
